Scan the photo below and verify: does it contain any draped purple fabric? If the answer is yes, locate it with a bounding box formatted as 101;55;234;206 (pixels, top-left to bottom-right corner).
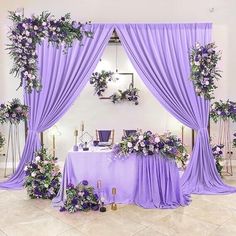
115;23;236;194
98;130;111;142
0;24;114;189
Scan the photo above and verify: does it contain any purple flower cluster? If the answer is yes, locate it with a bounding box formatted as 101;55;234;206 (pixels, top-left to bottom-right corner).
90;70;114;96
211;144;224;176
8;10;93;93
190;42;221;100
111;86;139;105
24;147;61;199
0;98;28;124
113;130;189;168
61;181;100;213
210;100;236;123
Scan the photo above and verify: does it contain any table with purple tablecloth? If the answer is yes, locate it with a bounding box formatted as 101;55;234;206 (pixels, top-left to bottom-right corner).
52;149;190;209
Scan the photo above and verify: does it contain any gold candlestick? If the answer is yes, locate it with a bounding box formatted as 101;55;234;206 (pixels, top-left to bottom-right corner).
111;187;117;210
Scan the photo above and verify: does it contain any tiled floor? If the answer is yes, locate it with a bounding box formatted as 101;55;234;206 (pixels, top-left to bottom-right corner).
0;171;236;236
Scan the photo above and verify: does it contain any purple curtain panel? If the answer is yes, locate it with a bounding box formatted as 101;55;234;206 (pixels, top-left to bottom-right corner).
115;23;236;194
0;24;114;189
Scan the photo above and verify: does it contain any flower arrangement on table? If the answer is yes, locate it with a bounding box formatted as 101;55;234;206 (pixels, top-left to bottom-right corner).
0;98;28;124
210;100;236;123
211;144;224;176
60;181;100;213
113;130;189;168
8;10;93;92
0;132;5;149
189;42;221;100
90;70;140;105
24;147;61;199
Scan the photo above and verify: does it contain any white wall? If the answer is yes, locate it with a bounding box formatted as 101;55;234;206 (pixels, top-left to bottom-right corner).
0;0;236;160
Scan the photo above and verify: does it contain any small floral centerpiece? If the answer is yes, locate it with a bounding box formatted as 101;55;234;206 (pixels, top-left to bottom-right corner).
24;147;61;199
60;181;100;213
90;70;114;96
8;10;93;92
110;86;139;105
0;132;5;149
210;100;236;123
113;130;189;168
189;42;221;100
0;98;28;124
211;144;224;176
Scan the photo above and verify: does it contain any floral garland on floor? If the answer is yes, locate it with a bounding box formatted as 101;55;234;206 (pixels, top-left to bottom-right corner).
60;181;100;213
210;100;236;123
8;10;93;92
24;147;61;199
113;130;189;168
0;98;28;124
211;144;224;176
0;132;5;149
189;42;221;100
90;70;140;105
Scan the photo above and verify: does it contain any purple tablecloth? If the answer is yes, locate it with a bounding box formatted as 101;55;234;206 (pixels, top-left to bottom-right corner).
52;150;190;209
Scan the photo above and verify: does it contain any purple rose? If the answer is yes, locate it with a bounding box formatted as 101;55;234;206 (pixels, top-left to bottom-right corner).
59;206;66;212
71;198;78;206
82;180;88;186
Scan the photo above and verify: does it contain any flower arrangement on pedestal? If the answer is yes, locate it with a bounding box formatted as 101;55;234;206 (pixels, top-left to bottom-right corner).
8;10;93;92
24;147;61;199
210;100;236;123
60;181;100;213
189;42;221;100
0;98;28;124
0;132;5;149
113;130;189;168
211;144;224;176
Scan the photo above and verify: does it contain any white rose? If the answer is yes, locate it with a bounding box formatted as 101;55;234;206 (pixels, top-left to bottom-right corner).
24;166;28;171
155;136;160;143
134;145;139;151
212;104;216;109
35;156;41;162
127;142;133;148
205;81;209;85
138;135;144;141
42;22;47;26
34;26;38;30
31;172;36;177
216;147;221;152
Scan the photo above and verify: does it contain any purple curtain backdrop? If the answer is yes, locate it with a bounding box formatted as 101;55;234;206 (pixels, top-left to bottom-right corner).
0;24;114;189
116;23;236;194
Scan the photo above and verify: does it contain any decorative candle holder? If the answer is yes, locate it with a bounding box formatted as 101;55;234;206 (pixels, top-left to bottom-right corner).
111;187;117;210
97;180;106;212
73;129;79;151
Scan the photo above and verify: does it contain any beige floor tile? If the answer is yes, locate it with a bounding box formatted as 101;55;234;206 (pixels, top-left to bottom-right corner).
57;228;86;236
149;212;218;236
1;214;72;236
134;227;166;236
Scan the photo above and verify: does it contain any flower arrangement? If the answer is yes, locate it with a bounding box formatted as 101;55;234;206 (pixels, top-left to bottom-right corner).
110;86;139;105
8;10;93;92
90;71;140;105
113;130;189;168
211;144;224;176
24;147;61;199
0;98;28;124
233;133;236;148
0;132;5;149
210;100;236;123
189;42;221;100
60;181;100;213
90;70;114;96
